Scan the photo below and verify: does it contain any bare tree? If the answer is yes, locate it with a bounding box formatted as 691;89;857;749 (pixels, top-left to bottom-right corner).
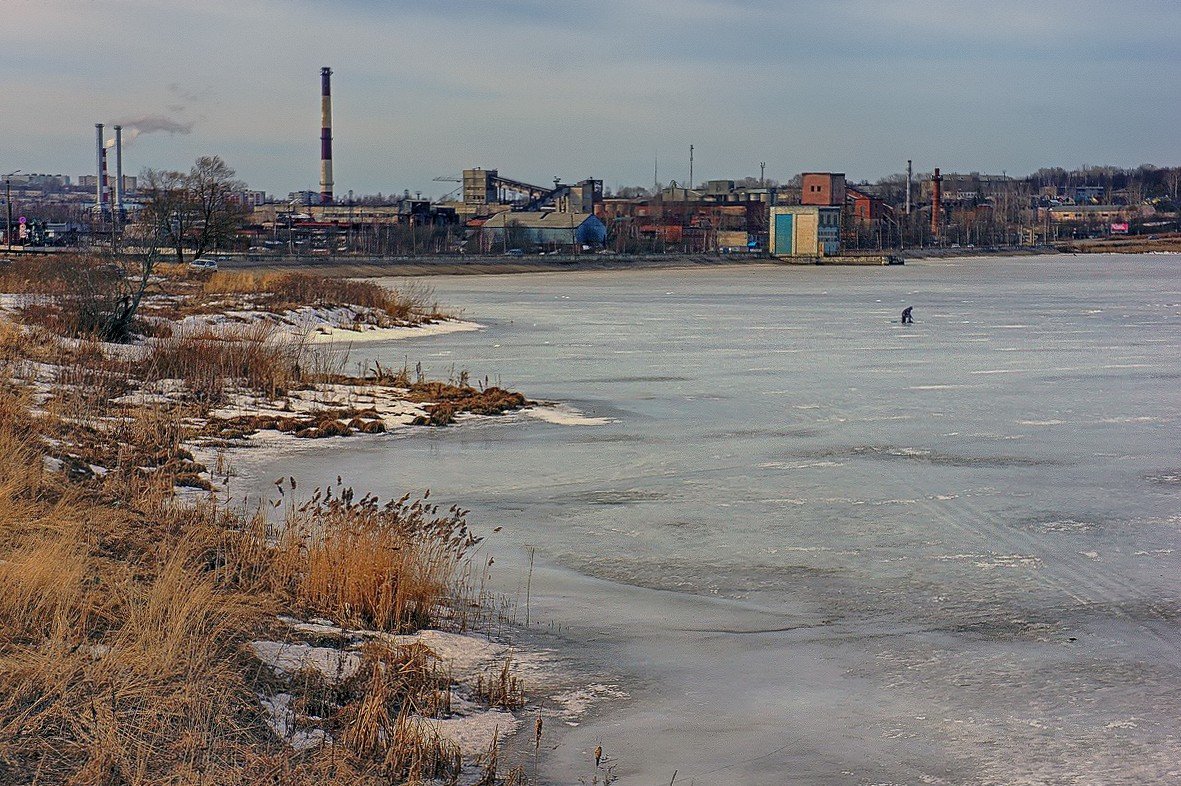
1167;168;1181;202
139;155;246;264
139;168;192;264
189;155;247;259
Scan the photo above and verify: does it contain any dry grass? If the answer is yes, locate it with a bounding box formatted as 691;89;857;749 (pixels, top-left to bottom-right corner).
0;388;511;784
406;382;529;426
475;658;526;711
143;321;307;403
200;271;445;324
0;255;122;297
0;255;536;784
253;483;482;633
0;383;259;783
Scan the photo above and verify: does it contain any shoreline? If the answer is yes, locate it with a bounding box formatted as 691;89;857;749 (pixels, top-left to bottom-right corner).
215;245;1074;278
180;322;629;773
0;260;611;782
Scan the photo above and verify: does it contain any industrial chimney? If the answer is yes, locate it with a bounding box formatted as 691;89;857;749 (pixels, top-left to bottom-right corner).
319;66;334;205
905;159;912;216
94;123;104;212
930;167;943;239
113;125;124;219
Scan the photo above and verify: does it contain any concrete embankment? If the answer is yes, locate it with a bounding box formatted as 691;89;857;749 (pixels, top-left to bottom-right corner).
776;254;903;265
218;253;774;277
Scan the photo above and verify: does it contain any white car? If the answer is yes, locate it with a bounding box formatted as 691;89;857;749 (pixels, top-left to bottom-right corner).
189;257;218;271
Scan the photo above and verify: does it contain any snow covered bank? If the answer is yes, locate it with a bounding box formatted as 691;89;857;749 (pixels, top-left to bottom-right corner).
250;615;628;762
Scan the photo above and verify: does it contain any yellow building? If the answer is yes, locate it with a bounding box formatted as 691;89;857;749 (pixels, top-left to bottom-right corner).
769;205;841;257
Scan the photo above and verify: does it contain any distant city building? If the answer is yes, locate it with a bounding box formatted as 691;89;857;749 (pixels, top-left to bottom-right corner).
236;190;268;207
8;173;71;189
1073;185;1106;204
458;168;602;217
845;186;889;222
1045;204;1139;223
288;190;322;206
78;174;136;192
801;173;846;207
481;211;606;248
919;172;1009;203
769;205;841;257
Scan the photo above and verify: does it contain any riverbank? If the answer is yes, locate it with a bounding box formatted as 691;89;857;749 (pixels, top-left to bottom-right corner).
218;247;1059;276
1055;232;1181;254
0;245;1071;280
216;252;774;278
0;256;584;784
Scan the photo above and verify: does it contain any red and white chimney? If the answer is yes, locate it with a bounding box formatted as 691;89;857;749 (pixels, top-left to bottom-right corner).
320;67;334;205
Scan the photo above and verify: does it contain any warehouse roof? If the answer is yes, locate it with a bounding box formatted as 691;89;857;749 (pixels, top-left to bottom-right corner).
482;211;598;229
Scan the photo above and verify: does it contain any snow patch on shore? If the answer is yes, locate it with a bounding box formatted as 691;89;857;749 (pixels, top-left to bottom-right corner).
308;318;483;344
176;301;482;346
259;692;331;751
250;640;363;682
413;711;521;757
252;615;625;758
524;404;615;426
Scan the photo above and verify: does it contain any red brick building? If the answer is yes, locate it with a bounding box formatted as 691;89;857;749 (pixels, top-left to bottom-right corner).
801;172;846;207
846;187;889;222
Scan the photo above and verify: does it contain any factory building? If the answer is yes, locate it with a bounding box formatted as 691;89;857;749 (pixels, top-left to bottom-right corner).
480;211;606;249
769;205;841;257
457;168;603;217
845;186;888;222
919;171;1010;203
801;173;846;206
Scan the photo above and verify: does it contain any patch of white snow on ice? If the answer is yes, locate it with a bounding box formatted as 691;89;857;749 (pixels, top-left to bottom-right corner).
524;404;614;426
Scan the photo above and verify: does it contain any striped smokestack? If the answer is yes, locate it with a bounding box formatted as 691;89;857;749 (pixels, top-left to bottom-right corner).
95;123;104;211
320;66;333;205
114;125;124;216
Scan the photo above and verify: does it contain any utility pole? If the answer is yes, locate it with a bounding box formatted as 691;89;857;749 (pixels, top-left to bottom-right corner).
688;144;694;191
760;161;766;188
653;153;658;194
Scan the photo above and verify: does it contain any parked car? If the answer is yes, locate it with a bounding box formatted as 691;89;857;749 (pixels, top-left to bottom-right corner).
189;257;218;271
504;248;525;257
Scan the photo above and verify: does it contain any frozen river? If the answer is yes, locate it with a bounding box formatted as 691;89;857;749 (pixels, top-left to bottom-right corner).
250;256;1181;784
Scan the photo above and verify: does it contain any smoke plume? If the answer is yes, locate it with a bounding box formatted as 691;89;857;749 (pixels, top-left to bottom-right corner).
108;115;195;146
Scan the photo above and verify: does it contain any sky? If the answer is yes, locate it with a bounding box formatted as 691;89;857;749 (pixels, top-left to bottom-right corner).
4;0;1180;198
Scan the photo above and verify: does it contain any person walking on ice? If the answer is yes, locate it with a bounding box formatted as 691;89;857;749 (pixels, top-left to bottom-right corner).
901;306;914;324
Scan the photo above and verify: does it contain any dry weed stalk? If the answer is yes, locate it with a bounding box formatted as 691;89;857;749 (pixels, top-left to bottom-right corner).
259;485;482;632
475;657;526;711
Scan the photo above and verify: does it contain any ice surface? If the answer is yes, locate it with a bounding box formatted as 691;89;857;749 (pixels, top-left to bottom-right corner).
242;257;1181;784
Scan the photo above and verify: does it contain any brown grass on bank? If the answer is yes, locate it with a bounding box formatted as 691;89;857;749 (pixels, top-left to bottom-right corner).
0;374;511;784
407;382;529;426
2;254;445;342
199;271;445;324
143;321;307;403
249;482;482;633
0;379;259;784
0;256;536;782
0;255;123;297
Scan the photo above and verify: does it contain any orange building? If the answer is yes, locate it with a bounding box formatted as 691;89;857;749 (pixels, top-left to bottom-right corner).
801;172;846;207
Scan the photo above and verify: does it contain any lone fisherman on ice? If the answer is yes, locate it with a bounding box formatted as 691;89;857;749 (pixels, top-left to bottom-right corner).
901;306;914;324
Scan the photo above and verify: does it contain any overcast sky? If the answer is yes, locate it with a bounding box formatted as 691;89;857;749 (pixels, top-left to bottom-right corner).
5;0;1179;197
